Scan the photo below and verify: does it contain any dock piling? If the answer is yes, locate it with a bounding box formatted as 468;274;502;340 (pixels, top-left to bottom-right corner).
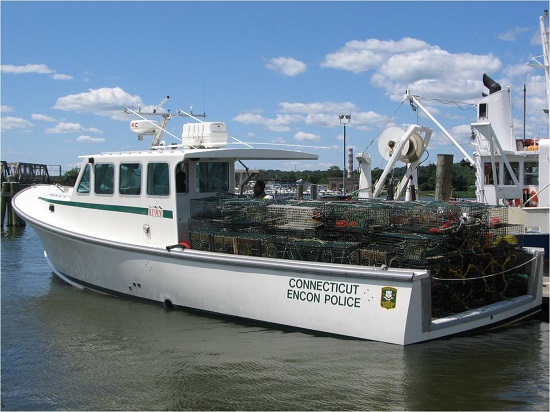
1;178;25;227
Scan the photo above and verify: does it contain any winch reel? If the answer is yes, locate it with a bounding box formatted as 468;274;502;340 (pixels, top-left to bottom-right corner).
378;126;427;164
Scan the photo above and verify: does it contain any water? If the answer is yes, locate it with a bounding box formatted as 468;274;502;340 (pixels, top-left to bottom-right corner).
2;228;548;411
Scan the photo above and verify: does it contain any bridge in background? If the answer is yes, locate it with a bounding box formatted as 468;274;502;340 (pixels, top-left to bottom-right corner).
0;161;60;185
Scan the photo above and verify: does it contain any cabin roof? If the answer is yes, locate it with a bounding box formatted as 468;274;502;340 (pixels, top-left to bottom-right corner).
80;147;319;162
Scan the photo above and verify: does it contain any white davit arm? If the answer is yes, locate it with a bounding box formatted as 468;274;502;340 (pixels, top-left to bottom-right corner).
404;91;476;166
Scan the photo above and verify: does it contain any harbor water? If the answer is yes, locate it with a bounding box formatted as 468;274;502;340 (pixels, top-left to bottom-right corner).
1;228;548;411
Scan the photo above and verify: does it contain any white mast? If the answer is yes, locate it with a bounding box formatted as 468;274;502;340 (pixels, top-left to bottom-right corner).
541;10;550;124
529;10;550;135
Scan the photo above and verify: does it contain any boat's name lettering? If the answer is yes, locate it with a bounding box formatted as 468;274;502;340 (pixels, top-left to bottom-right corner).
287;278;360;308
148;206;163;218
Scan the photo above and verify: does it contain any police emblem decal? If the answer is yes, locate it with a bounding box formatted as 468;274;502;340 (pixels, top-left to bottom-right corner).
381;287;397;309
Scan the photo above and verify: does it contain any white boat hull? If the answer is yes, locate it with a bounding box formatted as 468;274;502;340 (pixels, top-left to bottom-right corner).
26;215;543;346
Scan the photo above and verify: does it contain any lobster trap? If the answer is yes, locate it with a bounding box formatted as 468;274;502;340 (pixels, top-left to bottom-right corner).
190;228;275;257
273;238;360;264
190;195;268;231
265;203;324;237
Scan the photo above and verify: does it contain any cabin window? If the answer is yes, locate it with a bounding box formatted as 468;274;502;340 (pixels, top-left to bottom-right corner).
94;163;115;195
147;163;170;196
524;161;539;185
77;164;91;194
175;162;188;193
479;103;488;119
195;162;229;193
503;162;519;185
484;162;496;185
119;163;142;195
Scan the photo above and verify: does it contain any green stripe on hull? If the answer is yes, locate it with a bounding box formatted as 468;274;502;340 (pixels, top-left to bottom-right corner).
39;197;174;219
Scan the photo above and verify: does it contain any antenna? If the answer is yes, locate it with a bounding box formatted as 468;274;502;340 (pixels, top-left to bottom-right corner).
125;96;210;148
189;106;207;119
153;96;169;113
177;108;206;122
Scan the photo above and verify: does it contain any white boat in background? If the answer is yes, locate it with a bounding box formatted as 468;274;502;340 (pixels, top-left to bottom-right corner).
471;71;549;260
392;12;549;262
393;72;549;263
12;14;548;345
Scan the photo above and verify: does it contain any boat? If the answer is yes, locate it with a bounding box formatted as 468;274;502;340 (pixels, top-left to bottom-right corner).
395;13;549;263
399;76;549;263
12;15;548;346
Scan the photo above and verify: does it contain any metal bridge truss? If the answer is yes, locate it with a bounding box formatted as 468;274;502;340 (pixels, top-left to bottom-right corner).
1;161;52;185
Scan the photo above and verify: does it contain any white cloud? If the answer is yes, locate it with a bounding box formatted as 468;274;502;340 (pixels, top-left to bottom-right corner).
1;64;54;74
233;110;304;132
234;100;389;133
1;116;33;131
379;50;500;84
304;113;341;128
45;122;103;135
54;87;143;118
1;105;14;113
294;131;320;142
266;57;307;76
322;37;502;102
52;73;73;81
449;124;476;146
0;63;72;80
282;101;387;129
373;50;501;102
497;27;529;42
321;38;430;74
279;101;357;114
345;111;388;127
32;114;57;122
76;135;106;143
501;63;530;80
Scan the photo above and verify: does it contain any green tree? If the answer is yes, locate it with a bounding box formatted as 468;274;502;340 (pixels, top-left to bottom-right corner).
61;168;79;185
327;166;341;178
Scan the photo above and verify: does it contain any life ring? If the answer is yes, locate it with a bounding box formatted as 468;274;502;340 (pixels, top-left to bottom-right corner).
530;191;539;207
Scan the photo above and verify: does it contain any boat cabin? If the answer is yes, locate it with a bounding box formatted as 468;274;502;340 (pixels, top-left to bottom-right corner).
71;124;317;248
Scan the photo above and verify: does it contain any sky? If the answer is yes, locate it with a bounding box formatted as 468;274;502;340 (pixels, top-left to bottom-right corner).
1;0;549;175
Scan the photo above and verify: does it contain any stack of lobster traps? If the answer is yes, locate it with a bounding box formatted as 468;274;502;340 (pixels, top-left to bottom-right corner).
189;195;531;316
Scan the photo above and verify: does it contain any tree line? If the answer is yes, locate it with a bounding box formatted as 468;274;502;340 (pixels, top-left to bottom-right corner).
257;161;476;194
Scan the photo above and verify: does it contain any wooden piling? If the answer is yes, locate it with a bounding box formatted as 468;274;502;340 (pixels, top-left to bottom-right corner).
297;184;303;200
310;184;318;200
435;154;454;201
1;182;9;227
1;179;25;227
10;182;17;226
